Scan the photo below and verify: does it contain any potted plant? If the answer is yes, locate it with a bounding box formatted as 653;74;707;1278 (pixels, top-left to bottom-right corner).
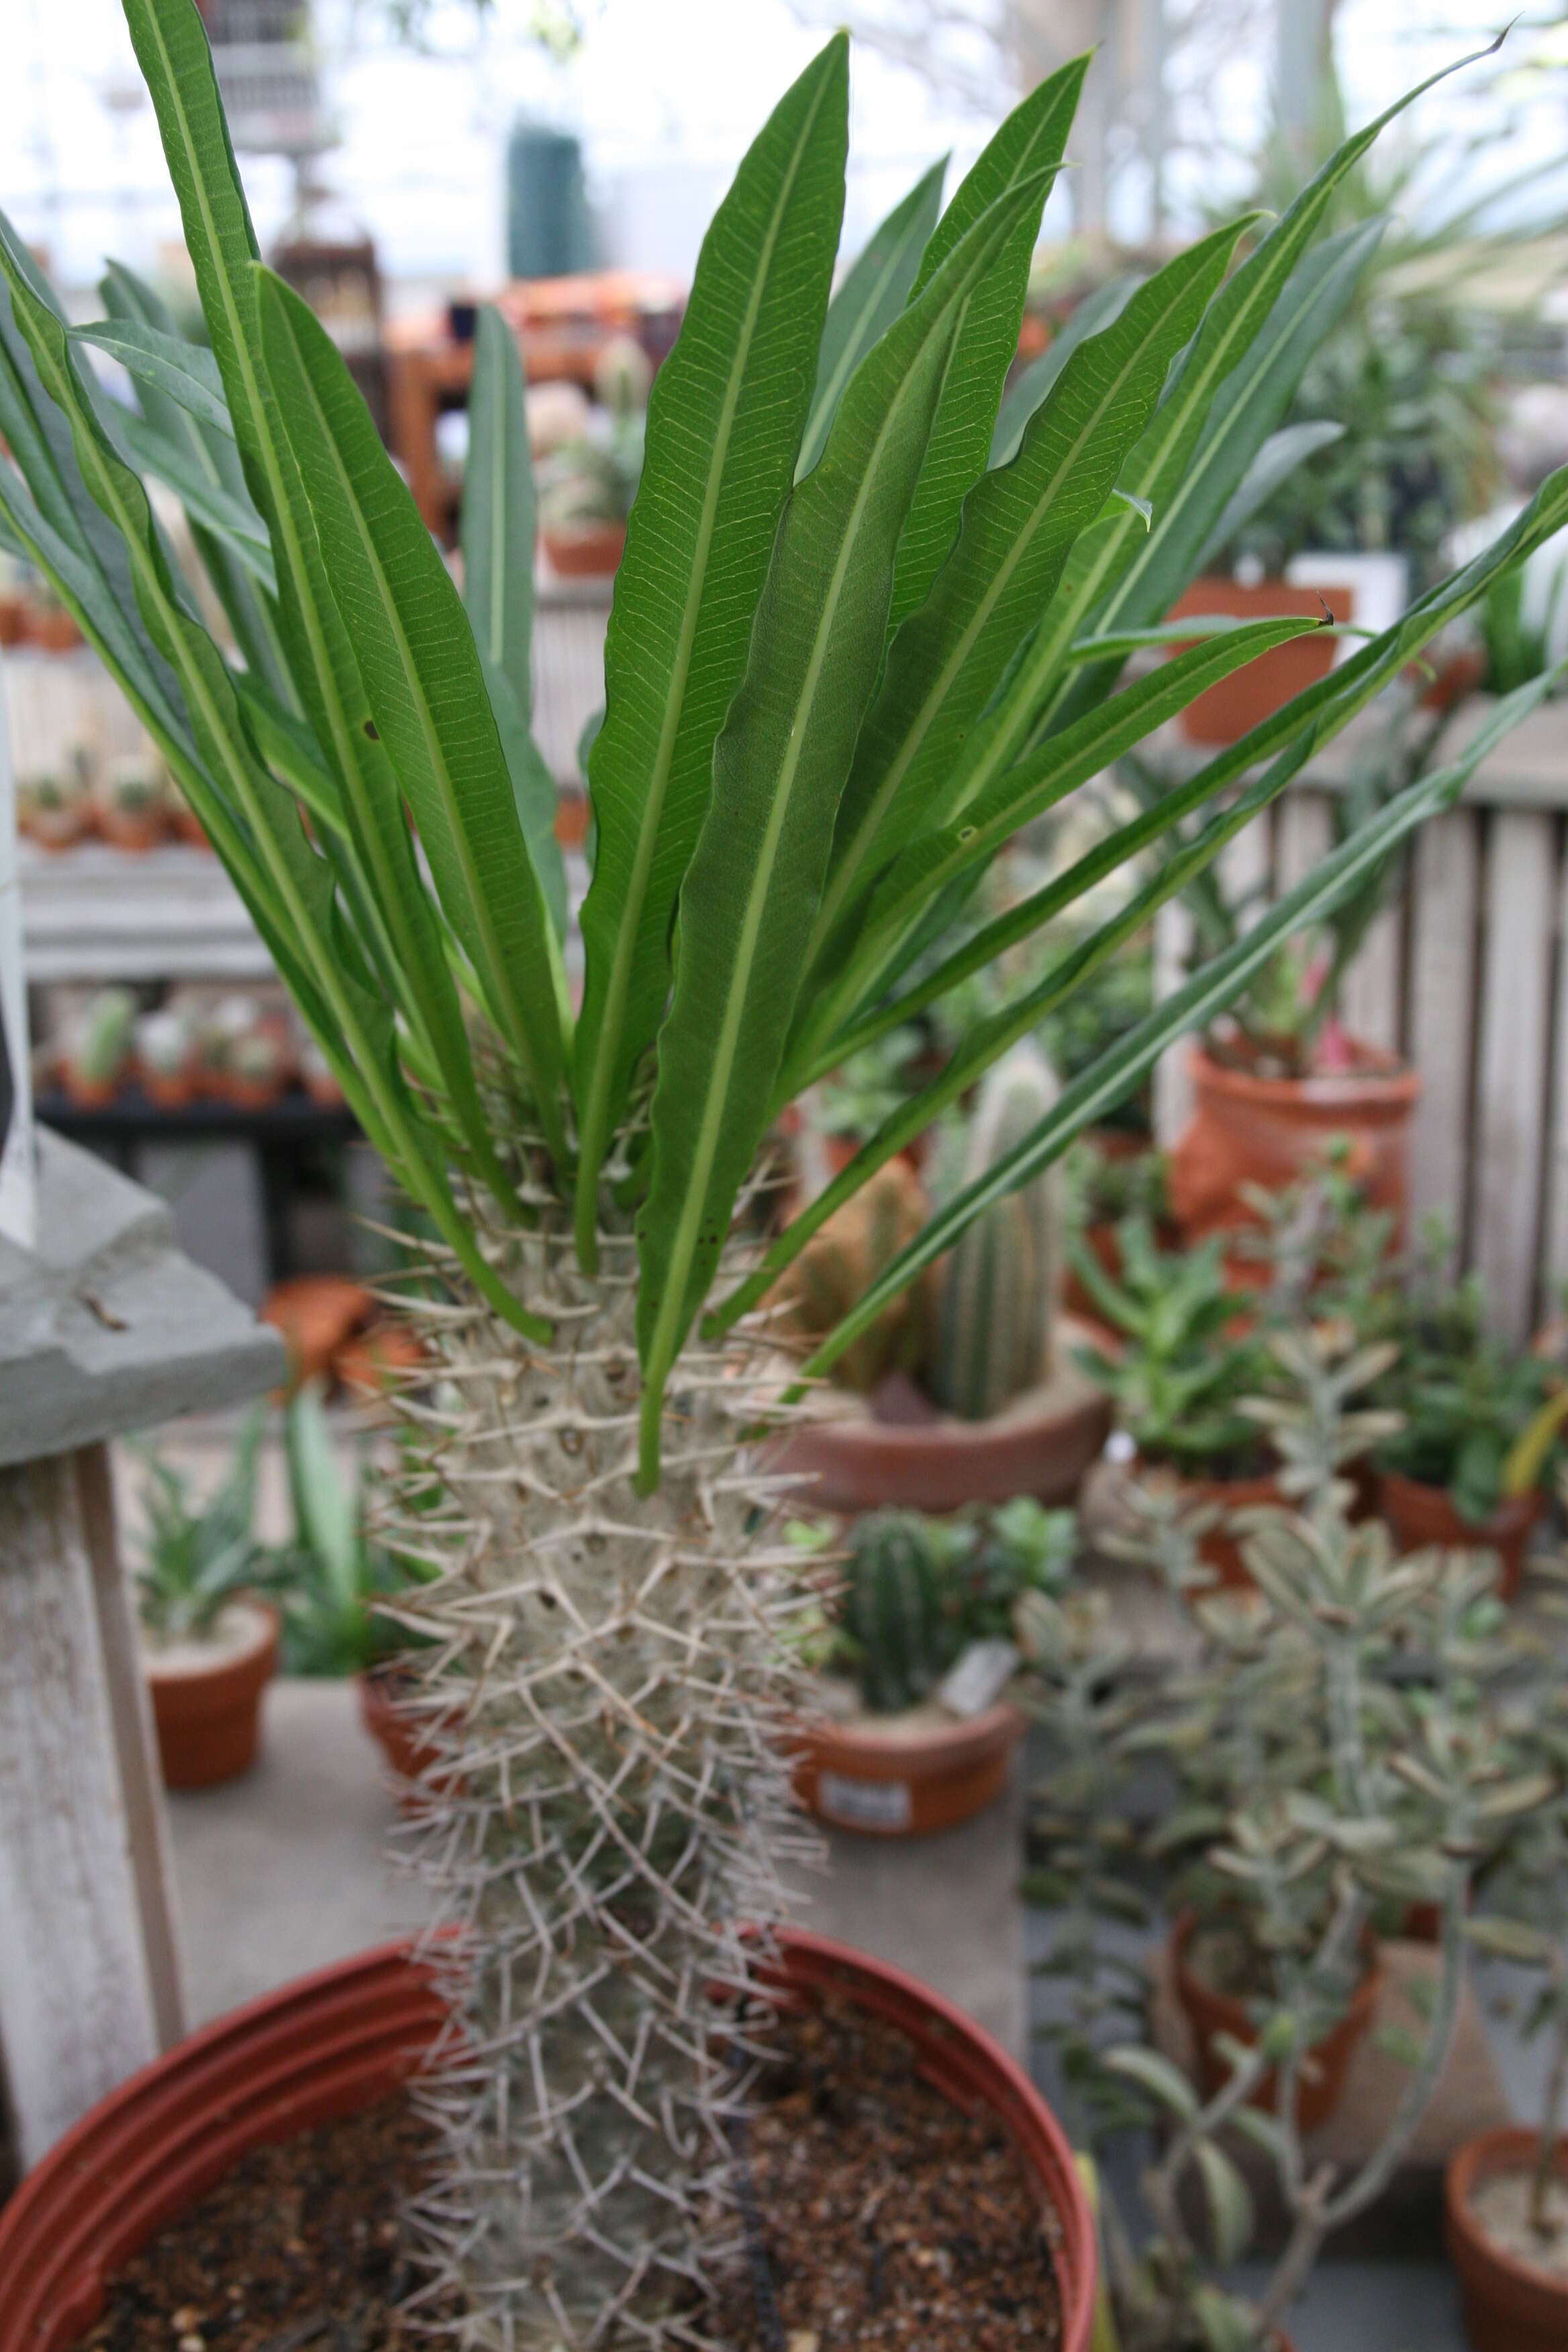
1360;1239;1559;1596
94;747;170;850
15;763;91;850
0;6;1558;2334
1447;1645;1568;2351
224;1020;290;1108
537;335;648;576
777;1045;1110;1511
58;985;136;1107
132;1002;197;1106
298;1029;344;1105
790;1497;1075;1834
1061;1132;1173;1323
1020;1360;1540;2347
133;1402;279;1790
25;574;81;650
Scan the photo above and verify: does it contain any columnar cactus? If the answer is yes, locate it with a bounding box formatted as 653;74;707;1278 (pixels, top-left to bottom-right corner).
928;1042;1060;1420
842;1512;947;1714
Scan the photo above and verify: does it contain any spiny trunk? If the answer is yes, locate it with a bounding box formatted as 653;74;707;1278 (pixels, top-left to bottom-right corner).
385;1204;811;2349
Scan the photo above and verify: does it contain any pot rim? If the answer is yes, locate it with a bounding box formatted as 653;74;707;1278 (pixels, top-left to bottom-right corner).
1446;2125;1568;2297
1377;1467;1546;1537
0;1926;1096;2352
793;1694;1024;1771
141;1596;279;1684
1171;1908;1383;2035
1185;1037;1420;1111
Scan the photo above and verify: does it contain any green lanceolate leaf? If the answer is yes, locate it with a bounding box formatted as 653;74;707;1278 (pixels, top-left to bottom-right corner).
572;36;850;1264
1193;418;1347;575
461;303;569;940
255;268;569;1165
780;661;1563;1388
886;54;1085;629
808;215;1255;977
462;303;536;720
99;258;293;707
72;315;233;437
797;154;946;482
111;403;277;583
634;167;1052;1485
988;274;1140;468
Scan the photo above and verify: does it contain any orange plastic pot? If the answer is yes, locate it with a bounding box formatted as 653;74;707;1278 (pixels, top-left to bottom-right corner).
145;1603;278;1789
791;1700;1024;1837
1172;1912;1381;2133
1169;1041;1420;1247
1166;579;1350;744
1447;2128;1568;2352
1376;1470;1544;1602
0;1930;1097;2352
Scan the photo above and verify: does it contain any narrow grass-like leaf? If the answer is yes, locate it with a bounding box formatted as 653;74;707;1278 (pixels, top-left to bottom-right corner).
988;275;1140;467
634;169;1051;1483
1193;418;1346;575
797;155;946;482
573;37;850;1263
810;215;1255;971
462;304;536;721
887;54;1085;628
72;317;233;436
256;267;569;1165
113;404;277;582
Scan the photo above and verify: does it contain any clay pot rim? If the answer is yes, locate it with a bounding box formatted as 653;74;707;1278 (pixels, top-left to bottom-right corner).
1446;2125;1568;2295
1187;1037;1420;1112
142;1597;279;1686
789;1313;1111;1458
795;1693;1024;1771
1171;1908;1383;2037
0;1927;1098;2352
1377;1467;1545;1539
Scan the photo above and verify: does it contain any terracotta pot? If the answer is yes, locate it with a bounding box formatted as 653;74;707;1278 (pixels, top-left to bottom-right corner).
260;1274;372;1389
137;1065;197;1110
542;521;626;577
21;803;89;852
1169;1040;1420;1247
144;1601;278;1790
1375;1469;1544;1602
1171;1911;1381;2133
27;605;83;652
0;593;27;645
171;802;213;850
96;805;167;852
59;1066;124;1110
334;1318;428;1400
554;787;591;848
0;1930;1097;2352
1417;648;1487;713
357;1663;455;1793
791;1699;1024;1837
1447;2127;1568;2352
773;1326;1110;1514
1166;579;1350;745
1134;1456;1285;1594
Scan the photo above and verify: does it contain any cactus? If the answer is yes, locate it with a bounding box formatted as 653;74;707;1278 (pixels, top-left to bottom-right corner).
929;1042;1060;1421
772;1156;931;1393
844;1512;951;1713
68;987;136;1088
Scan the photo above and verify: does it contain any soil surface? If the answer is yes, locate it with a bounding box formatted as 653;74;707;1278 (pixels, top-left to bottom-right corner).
707;1997;1063;2349
72;2096;448;2351
1469;2165;1568;2281
70;2003;1062;2351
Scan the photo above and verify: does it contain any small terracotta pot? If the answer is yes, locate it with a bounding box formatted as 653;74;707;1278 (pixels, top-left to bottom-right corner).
334;1319;428;1400
1447;2128;1568;2352
171;802;213;850
27;605;83;652
1166;578;1350;745
791;1699;1024;1837
0;1930;1097;2352
0;593;27;645
1376;1469;1544;1602
60;1065;125;1110
96;805;167;853
542;521;626;577
554;787;591;848
773;1336;1110;1515
1170;1040;1420;1248
145;1602;278;1790
137;1065;197;1110
1171;1911;1381;2133
1132;1455;1285;1593
260;1274;372;1389
357;1663;458;1798
21;803;89;852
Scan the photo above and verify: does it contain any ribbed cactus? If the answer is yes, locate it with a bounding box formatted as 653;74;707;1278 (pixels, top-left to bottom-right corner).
773;1157;931;1393
844;1512;950;1713
929;1042;1060;1421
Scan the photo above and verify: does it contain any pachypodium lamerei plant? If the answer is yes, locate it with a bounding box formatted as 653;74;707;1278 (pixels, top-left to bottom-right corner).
4;5;1567;2340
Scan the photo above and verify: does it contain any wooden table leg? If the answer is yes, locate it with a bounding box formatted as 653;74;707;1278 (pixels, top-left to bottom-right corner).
0;1444;185;2173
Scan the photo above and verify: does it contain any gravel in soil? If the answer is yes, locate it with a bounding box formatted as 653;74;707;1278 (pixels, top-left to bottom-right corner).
69;2002;1062;2352
1469;2166;1568;2281
72;2095;448;2352
705;1996;1063;2349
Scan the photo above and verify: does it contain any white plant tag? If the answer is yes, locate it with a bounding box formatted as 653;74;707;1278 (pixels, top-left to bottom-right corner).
816;1771;912;1831
939;1639;1019;1719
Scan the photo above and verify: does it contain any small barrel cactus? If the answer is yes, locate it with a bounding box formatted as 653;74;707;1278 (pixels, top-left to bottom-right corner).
844;1511;950;1714
772;1155;931;1393
928;1040;1060;1422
